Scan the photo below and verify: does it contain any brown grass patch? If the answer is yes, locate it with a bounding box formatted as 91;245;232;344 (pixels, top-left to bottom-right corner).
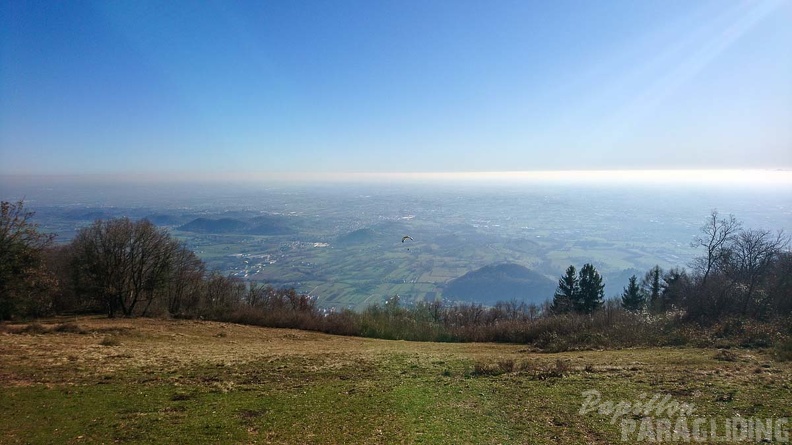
714;349;738;362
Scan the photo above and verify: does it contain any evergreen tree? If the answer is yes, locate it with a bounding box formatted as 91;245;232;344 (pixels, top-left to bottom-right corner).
621;275;645;311
642;265;663;312
551;265;579;313
578;263;604;314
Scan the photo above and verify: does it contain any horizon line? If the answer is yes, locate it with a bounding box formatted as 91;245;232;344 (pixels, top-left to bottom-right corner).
1;168;792;185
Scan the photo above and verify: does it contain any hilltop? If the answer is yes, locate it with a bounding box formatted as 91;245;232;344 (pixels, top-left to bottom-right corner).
1;316;789;444
444;263;556;305
178;215;296;235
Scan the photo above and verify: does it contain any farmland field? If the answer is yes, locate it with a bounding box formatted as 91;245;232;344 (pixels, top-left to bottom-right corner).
1;317;790;444
6;179;791;310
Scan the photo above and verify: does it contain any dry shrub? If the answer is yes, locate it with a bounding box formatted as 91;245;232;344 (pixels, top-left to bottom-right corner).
321;310;362;337
171;391;196;401
53;322;85;334
472;359;518;376
774;337;792;362
92;326;133;335
554;358;571;374
472;361;501;376
20;322;49;334
533;359;571;380
714;349;738;362
515;360;537;372
99;336;120;346
0;324;25;334
471;358;526;376
497;359;515;373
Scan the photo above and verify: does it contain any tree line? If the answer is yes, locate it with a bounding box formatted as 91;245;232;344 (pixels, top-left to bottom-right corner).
1;200;243;319
1;201;790;349
543;210;790;325
613;211;790;323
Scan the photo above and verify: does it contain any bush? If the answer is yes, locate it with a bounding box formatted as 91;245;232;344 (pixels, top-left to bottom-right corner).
714;349;738;362
533;359;571;380
20;322;49;334
322;310;362;337
472;360;511;376
99;336;120;346
773;338;792;362
53;322;85;334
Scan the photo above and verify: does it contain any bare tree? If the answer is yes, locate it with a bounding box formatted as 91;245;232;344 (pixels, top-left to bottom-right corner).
766;251;792;315
0;200;57;319
164;243;206;316
71;218;178;317
202;273;245;318
725;229;789;313
691;210;741;286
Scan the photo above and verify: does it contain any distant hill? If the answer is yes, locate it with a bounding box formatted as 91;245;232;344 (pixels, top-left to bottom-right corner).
178;216;296;235
178;218;249;234
443;263;556;305
144;214;187;226
62;208;115;221
337;228;378;245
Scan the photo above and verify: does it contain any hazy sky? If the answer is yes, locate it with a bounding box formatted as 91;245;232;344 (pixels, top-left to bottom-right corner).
1;0;790;176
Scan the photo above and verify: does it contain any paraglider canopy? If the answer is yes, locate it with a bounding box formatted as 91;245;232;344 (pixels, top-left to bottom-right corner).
401;235;413;243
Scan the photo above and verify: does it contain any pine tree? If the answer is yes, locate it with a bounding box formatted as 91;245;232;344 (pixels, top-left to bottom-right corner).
551;265;579;313
578;263;604;314
621;275;645;311
642;265;663;312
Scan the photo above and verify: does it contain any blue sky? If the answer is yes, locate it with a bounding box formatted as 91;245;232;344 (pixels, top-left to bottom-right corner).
1;0;790;176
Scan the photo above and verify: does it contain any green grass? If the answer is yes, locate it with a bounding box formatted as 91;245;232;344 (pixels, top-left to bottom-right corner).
1;318;790;444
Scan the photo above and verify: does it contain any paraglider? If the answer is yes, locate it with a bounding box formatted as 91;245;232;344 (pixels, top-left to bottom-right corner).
401;235;413;243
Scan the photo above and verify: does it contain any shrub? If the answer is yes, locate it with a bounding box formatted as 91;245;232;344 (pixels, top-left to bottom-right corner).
472;361;501;376
53;322;85;334
714;349;738;362
472;359;517;376
773;338;792;362
99;336;120;346
20;322;49;334
533;359;571;380
171;391;196;401
497;359;515;373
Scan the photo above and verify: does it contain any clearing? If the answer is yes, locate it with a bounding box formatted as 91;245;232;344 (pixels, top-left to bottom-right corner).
1;317;790;444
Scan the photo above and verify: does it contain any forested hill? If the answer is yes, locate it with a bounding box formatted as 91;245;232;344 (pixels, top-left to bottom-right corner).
443;263;556;305
178;216;295;235
336;228;379;245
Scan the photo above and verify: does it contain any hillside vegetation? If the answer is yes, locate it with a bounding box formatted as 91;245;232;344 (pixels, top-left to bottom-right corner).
178;216;296;236
2;200;791;443
2;201;791;354
1;317;790;444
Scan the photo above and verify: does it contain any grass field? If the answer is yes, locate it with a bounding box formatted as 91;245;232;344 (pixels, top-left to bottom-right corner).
1;317;790;444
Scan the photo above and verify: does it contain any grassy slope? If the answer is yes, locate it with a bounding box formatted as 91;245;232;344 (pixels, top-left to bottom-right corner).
1;317;790;444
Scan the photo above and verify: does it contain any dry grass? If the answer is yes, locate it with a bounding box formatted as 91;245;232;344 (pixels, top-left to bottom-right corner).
1;316;787;388
1;317;532;385
1;317;790;444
